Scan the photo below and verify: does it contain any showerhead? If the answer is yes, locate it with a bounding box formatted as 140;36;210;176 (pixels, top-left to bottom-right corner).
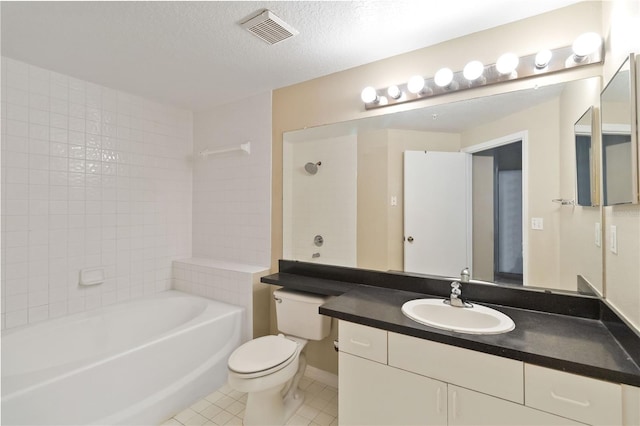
304;161;321;175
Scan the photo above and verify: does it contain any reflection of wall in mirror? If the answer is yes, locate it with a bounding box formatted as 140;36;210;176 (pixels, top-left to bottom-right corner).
558;78;603;296
473;156;495;281
602;101;632;125
603;135;633;205
283;135;357;266
601;100;633;206
462;99;562;289
356;129;461;271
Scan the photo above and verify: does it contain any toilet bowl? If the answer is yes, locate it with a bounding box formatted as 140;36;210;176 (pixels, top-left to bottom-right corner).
227;289;331;426
228;334;307;425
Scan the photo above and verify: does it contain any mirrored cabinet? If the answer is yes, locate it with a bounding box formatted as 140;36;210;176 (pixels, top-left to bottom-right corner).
600;53;639;206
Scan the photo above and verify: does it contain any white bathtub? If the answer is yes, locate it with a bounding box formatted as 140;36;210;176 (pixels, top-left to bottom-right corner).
1;290;244;425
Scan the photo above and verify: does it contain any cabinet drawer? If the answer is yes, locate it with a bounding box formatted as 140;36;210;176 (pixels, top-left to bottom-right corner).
338;321;387;364
389;332;523;403
448;385;583;426
525;364;622;426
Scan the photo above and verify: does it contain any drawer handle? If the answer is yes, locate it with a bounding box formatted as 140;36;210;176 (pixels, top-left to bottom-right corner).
550;390;591;408
349;337;371;347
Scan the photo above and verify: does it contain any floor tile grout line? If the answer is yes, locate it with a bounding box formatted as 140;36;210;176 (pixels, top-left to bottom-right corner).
163;375;338;426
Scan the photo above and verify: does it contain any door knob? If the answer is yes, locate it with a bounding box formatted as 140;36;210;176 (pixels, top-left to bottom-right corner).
407;236;414;242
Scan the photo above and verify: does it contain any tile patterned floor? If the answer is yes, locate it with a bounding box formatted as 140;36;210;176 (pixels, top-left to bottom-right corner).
162;375;338;426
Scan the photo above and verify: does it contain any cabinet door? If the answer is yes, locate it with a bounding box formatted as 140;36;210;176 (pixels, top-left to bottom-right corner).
525;364;622;426
448;386;584;426
339;352;446;426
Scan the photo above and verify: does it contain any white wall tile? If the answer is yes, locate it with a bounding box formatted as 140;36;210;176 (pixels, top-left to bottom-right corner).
1;57;193;330
192;92;271;268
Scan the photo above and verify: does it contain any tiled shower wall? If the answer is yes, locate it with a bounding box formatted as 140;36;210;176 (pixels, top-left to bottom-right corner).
192;92;272;267
283;135;357;266
0;57;193;330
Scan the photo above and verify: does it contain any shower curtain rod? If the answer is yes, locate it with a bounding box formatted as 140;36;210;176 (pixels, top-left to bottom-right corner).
198;141;251;157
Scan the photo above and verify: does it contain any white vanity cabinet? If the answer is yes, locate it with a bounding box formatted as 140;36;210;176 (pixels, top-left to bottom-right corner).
339;352;447;425
338;321;447;425
338;320;634;426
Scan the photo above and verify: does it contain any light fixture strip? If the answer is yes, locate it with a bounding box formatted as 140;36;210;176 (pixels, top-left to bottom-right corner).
363;43;603;110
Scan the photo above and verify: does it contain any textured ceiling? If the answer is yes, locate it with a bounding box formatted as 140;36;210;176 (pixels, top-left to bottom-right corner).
1;1;581;111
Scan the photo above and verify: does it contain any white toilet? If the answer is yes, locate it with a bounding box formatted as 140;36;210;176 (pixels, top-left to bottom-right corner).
227;288;331;426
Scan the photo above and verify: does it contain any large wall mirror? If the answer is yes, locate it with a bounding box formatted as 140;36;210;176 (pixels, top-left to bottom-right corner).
283;77;606;293
601;53;639;206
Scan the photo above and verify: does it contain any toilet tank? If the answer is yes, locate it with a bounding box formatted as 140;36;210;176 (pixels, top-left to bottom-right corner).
274;288;331;340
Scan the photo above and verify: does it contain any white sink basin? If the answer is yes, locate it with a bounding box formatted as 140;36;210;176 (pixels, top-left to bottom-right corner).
401;298;515;335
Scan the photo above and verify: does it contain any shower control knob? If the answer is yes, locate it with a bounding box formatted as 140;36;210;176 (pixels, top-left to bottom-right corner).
407;236;414;242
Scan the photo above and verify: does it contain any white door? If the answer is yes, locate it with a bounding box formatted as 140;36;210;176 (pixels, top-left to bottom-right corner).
404;151;471;277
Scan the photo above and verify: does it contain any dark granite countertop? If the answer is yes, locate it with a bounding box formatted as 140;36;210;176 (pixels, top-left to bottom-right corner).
261;272;358;296
319;285;640;387
263;260;640;387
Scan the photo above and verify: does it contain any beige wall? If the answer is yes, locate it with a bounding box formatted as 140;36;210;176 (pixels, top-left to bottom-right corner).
270;1;620;375
601;0;640;331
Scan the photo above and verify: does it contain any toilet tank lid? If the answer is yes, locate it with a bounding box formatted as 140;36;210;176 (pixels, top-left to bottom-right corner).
274;288;330;304
228;335;297;374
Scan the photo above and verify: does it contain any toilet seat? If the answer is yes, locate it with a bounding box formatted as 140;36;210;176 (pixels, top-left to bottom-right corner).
228;335;299;378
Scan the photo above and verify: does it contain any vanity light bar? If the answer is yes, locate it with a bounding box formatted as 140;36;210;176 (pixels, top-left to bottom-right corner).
361;34;603;110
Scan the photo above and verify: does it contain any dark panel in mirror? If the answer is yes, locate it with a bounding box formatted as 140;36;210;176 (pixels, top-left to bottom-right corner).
574;106;598;207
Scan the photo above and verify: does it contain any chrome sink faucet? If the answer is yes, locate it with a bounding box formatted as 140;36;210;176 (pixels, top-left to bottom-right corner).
449;267;471;308
449;281;466;307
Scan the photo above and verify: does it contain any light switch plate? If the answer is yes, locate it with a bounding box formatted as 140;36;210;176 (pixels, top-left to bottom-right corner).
610;225;617;254
531;217;544;230
595;222;601;247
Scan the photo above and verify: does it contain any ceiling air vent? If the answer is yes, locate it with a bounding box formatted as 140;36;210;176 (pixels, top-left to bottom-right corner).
241;10;299;45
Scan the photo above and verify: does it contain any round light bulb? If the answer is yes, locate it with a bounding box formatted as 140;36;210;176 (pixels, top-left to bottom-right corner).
407;75;425;94
496;53;519;75
378;96;388;106
534;50;552;69
572;32;602;58
361;86;378;104
434;68;454;87
387;85;401;99
463;61;484;81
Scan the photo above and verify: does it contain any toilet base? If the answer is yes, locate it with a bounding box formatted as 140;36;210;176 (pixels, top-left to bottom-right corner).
242;352;308;426
243;386;305;426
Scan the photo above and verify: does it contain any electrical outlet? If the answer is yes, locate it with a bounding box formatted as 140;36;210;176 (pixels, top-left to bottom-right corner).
391;196;398;206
